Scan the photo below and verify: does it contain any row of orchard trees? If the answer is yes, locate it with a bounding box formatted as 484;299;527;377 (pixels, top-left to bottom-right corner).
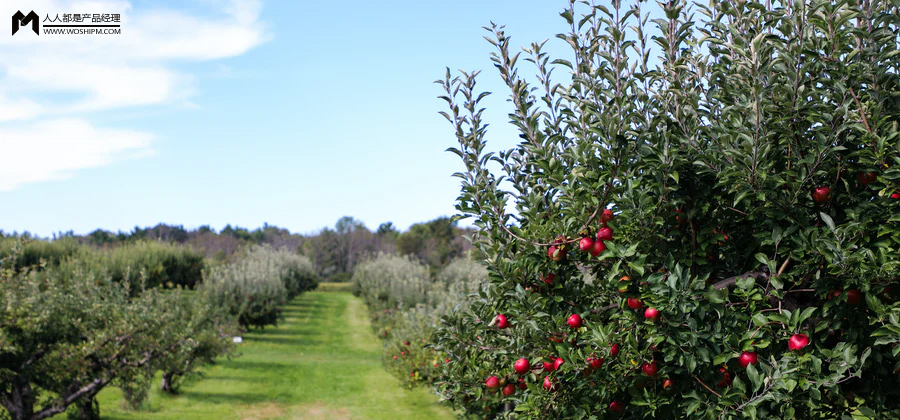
0;238;317;420
433;0;900;418
351;254;488;387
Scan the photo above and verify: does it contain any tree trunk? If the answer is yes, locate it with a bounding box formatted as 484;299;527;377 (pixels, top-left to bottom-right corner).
160;372;177;393
2;382;35;420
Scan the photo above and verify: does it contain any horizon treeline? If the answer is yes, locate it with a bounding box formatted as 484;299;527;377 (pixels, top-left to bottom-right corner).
0;216;475;281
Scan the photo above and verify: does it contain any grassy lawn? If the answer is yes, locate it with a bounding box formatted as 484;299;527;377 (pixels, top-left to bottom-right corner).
84;290;455;420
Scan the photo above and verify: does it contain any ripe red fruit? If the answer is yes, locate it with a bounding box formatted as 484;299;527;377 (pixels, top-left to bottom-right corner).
548;245;566;262
627;298;643;310
662;379;674;390
609;401;625;415
788;333;810;351
718;372;733;388
600;209;614;223
485;376;500;389
501;383;515;396
738;351;759;368
567;313;583;329
812;186;833;203
542;376;557;391
543;360;555;372
846;289;862;305
496;314;510;329
590;239;606;256
514;358;531;374
641;362;659;377
404;340;410;346
517;377;527;390
644;307;660;322
579;237;594;252
542;273;556;285
858;172;877;186
587;357;604;369
892;192;900;199
610;343;620;357
597;226;614;241
553;357;565;371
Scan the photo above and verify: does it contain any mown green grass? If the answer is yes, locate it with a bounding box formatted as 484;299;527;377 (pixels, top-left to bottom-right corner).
84;291;455;420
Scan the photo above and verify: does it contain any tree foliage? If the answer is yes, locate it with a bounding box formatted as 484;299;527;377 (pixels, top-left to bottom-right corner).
434;0;900;418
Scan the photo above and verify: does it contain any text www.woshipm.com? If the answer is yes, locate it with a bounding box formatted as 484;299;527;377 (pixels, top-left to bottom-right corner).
43;28;121;35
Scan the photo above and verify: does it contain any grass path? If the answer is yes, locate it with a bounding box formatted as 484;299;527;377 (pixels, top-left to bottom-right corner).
90;290;456;420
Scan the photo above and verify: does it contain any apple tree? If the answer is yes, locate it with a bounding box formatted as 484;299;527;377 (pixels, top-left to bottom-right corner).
433;0;900;418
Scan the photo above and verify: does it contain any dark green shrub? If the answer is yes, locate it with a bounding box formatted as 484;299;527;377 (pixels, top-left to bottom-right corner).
95;241;205;290
0;237;84;271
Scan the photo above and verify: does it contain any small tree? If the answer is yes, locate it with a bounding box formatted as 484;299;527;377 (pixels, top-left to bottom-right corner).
434;0;900;418
0;261;218;420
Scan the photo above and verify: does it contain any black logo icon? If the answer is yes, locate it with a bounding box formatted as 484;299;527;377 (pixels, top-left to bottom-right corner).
12;10;39;35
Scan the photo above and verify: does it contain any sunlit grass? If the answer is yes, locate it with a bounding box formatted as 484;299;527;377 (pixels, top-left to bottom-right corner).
79;291;454;420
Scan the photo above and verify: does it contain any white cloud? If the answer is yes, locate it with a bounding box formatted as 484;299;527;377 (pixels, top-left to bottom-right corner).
0;118;153;191
0;0;268;191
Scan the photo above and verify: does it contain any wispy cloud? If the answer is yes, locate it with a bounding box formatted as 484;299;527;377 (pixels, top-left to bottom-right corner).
0;0;269;191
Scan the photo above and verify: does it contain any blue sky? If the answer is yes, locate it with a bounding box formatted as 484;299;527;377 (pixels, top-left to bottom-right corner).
0;0;654;237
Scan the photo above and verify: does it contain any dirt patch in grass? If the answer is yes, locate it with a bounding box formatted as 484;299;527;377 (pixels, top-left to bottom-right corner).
290;402;352;420
239;403;285;420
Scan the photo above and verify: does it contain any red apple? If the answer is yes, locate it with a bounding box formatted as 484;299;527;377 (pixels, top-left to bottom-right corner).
610;343;620;357
553;357;565;371
717;371;733;388
542;273;556;285
600;209;614;224
517;377;527;390
892;192;900;199
609;401;625;415
501;383;515;396
485;376;500;389
579;237;594;252
597;226;614;241
846;289;862;305
812;186;833;203
496;314;510;329
662;379;674;389
788;333;810;351
543;360;555;372
627;298;643;310
738;351;758;368
590;239;606;256
858;172;877;186
644;307;660;322
567;313;583;329
514;358;531;374
641;362;659;377
542;375;557;391
548;245;566;262
587;356;604;369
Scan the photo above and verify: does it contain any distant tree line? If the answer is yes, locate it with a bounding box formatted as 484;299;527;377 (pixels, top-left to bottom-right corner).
1;216;474;281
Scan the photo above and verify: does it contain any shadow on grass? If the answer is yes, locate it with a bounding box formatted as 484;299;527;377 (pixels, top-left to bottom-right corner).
181;390;273;406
